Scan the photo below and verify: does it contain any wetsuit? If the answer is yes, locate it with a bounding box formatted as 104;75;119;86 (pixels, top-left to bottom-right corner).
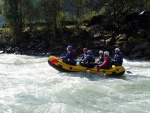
111;52;123;66
99;56;111;69
80;55;95;68
62;51;77;65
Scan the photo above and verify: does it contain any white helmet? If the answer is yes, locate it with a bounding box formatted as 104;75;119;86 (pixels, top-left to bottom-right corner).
99;50;103;54
115;48;120;51
104;51;109;56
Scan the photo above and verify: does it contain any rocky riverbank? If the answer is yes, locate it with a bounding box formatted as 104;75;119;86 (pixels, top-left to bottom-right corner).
0;27;150;60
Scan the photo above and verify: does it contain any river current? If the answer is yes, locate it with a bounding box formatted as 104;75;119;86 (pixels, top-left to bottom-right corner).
0;54;150;113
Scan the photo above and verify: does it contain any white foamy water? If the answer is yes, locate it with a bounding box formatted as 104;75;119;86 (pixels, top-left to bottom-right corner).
0;54;150;113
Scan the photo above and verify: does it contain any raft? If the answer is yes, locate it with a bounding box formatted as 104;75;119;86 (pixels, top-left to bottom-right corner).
48;56;125;76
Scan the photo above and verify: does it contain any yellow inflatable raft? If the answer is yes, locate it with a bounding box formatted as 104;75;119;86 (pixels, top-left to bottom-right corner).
48;56;125;76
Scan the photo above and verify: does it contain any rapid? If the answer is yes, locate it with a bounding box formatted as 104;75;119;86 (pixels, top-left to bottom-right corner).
0;54;150;113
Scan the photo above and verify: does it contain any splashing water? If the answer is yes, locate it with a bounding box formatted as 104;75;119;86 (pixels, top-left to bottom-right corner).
0;54;150;113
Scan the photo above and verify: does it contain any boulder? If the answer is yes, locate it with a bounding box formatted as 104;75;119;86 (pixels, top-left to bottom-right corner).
26;50;36;55
134;42;150;50
144;49;150;56
85;15;103;27
36;41;46;49
122;38;139;55
128;51;142;59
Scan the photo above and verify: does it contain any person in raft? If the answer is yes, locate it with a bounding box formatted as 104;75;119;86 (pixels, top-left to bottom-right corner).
81;48;88;60
61;45;77;65
111;48;123;66
96;50;104;65
80;50;95;68
79;47;88;63
97;51;111;70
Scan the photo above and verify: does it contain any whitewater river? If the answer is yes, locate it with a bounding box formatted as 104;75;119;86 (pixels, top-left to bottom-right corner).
0;54;150;113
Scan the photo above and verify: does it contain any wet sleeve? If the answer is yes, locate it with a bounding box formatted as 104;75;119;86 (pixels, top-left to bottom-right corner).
62;52;71;60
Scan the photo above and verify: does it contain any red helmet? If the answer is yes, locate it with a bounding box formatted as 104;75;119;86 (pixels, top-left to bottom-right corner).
83;48;88;51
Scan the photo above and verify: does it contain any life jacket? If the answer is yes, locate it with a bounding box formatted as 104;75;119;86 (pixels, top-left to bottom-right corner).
107;56;111;66
99;55;104;62
88;56;95;64
102;56;111;67
70;50;78;59
114;52;123;63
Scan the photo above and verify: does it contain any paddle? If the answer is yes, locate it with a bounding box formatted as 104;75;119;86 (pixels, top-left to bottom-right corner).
0;51;3;54
75;59;80;62
126;70;132;74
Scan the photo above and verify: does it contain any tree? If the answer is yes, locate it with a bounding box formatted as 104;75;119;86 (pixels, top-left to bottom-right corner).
2;0;23;45
23;0;41;32
40;0;62;37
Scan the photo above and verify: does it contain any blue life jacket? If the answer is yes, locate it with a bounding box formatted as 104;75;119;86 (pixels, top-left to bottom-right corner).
99;55;104;62
114;52;123;63
83;55;95;64
62;51;77;64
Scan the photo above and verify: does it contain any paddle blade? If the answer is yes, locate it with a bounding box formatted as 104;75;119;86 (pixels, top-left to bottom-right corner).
51;58;58;64
75;59;80;62
126;71;132;74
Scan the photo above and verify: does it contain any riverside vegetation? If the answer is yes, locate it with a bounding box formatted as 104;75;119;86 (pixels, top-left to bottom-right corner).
0;0;150;59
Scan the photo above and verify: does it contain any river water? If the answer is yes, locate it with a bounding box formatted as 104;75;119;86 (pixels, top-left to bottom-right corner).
0;54;150;113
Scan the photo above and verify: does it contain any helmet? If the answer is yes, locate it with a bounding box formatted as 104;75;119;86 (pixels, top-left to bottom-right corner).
67;45;73;50
87;50;92;55
104;51;109;56
115;48;120;51
99;50;103;54
83;48;88;51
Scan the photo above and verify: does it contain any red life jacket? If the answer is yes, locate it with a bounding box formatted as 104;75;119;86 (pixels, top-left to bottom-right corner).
101;56;111;67
70;50;78;59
